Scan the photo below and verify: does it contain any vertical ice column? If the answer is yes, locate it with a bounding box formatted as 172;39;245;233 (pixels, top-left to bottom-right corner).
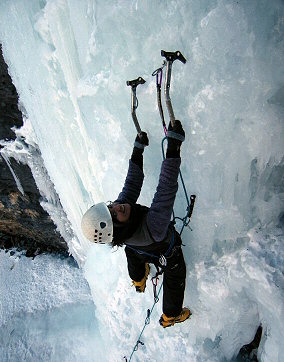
0;152;25;196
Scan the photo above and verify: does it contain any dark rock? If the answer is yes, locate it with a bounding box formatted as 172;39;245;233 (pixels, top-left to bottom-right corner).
236;325;262;361
0;44;70;259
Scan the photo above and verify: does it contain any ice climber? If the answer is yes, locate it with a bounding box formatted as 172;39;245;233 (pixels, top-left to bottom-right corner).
81;120;191;328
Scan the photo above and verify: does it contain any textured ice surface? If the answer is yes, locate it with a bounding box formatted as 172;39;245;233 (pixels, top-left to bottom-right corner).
0;0;283;361
0;250;103;362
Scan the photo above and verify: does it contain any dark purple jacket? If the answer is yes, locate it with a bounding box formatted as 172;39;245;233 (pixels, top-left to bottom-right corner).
116;157;181;243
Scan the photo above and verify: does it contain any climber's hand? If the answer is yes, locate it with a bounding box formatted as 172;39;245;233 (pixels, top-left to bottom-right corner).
166;120;185;158
134;131;149;149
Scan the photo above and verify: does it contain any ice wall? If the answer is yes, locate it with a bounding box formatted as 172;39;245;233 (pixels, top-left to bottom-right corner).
0;250;104;361
0;1;283;361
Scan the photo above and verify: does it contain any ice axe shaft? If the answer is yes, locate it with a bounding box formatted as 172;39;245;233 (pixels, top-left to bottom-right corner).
161;50;187;127
126;77;146;136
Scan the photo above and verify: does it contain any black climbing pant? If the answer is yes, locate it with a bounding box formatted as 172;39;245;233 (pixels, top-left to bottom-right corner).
125;234;186;317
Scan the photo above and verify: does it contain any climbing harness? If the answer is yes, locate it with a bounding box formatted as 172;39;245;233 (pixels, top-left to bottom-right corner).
125;223;176;268
124;50;196;362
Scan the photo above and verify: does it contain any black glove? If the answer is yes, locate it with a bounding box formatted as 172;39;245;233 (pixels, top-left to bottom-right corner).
131;132;149;170
134;132;149;150
166;120;185;158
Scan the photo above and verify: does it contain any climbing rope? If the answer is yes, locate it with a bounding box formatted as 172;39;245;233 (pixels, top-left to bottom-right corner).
124;279;163;362
161;136;196;235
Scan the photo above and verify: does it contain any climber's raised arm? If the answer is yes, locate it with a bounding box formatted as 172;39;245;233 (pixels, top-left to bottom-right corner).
116;132;149;205
147;120;185;242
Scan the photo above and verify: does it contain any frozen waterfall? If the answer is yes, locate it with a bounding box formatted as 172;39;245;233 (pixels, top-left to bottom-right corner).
0;1;283;361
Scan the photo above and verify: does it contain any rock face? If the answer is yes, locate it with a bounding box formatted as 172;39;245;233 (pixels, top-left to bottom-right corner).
236;325;262;361
0;45;69;258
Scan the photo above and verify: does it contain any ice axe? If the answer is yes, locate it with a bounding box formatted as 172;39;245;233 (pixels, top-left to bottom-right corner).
126;77;146;139
161;50;186;127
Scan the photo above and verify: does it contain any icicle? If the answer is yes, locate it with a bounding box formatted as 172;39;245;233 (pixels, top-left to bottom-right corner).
1;152;25;196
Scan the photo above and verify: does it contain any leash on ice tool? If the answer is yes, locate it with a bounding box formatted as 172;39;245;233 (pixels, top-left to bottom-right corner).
124;51;196;362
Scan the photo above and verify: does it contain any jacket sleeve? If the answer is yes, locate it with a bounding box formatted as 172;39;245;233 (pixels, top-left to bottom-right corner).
116;159;144;204
147;158;181;242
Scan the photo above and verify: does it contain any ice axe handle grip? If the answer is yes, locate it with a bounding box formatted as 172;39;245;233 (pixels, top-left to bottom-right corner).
161;50;186;64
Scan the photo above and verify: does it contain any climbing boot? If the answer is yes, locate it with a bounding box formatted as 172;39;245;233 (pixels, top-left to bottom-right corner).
132;263;150;293
159;307;191;328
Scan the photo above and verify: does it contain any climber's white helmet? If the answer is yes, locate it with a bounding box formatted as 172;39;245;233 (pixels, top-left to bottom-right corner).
81;202;113;244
